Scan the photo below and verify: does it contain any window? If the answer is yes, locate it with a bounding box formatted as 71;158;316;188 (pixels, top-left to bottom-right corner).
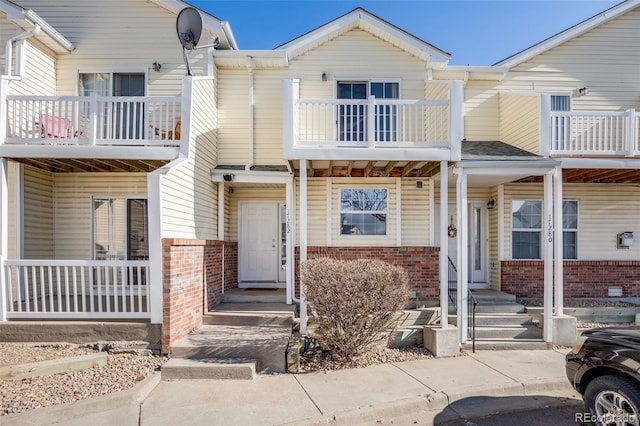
512;200;542;259
563;201;578;260
551;95;571;150
340;189;387;236
337;81;399;142
93;198;149;261
511;199;579;260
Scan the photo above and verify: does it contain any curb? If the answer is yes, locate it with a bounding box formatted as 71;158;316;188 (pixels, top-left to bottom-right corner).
2;371;161;426
284;378;573;425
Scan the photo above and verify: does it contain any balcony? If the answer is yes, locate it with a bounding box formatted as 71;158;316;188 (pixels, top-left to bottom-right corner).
547;109;639;157
0;94;183;169
282;79;463;161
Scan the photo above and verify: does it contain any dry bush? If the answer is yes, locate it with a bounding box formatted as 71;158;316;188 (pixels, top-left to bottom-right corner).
301;257;410;362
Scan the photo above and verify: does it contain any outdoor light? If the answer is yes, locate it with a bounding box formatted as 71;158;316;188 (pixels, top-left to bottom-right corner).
487;199;495;209
152;62;163;72
617;232;633;249
577;87;589;96
321;72;328;81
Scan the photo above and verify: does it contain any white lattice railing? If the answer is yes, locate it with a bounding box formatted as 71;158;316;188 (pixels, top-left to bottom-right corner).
2;259;150;319
295;97;451;147
550;109;639;156
4;94;181;147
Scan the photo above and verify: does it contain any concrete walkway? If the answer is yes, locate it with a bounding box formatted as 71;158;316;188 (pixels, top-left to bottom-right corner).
4;349;581;426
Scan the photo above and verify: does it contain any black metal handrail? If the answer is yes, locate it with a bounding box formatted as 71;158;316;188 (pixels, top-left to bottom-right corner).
468;290;478;353
447;257;457;305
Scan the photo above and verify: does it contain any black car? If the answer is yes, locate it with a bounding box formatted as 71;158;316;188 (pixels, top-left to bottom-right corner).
566;326;640;425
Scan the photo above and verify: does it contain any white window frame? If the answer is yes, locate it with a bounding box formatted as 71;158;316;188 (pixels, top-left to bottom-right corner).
511;199;542;260
76;69;149;96
91;195;148;261
339;188;389;237
562;200;579;260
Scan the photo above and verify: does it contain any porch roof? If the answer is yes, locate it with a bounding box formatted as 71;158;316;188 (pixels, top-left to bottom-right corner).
461;140;543;161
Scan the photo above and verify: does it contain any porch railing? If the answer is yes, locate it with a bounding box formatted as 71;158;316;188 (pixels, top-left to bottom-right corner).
447;256;457;305
3;94;181;147
468;290;478;353
295;97;451;146
550;109;639;156
2;259;150;319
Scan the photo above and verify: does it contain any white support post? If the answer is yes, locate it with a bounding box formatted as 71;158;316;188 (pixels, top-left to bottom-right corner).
627;109;636;157
498;185;505;261
217;183;225;241
449;80;464;161
554;166;564;316
439;161;448;329
428;178;435;246
540;94;552;157
147;173;164;324
299;161;308;334
0;158;7;321
543;172;554;342
285;179;294;305
457;170;468;342
396;178;402;246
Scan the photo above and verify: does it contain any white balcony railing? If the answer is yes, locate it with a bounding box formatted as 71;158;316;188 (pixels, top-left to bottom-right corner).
295;97;451;147
3;94;181;147
550;109;639;156
2;259;150;319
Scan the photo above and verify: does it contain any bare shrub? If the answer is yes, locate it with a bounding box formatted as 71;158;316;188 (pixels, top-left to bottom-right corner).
301;257;410;362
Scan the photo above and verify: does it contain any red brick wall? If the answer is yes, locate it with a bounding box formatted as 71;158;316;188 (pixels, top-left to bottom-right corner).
295;246;440;300
161;239;238;353
501;260;640;298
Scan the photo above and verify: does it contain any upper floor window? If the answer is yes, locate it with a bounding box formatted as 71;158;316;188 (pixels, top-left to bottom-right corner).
340;188;388;236
550;95;571;112
337;81;399;142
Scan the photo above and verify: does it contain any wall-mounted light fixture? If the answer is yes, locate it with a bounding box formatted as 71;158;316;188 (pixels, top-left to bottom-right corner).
152;62;163;72
487;199;496;210
577;87;589;96
321;72;328;82
228;186;234;194
223;174;234;182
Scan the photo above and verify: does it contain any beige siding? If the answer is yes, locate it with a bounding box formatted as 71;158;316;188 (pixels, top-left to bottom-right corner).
499;94;540;154
488;188;500;290
23;166;54;259
161;78;218;240
217;28;436;166
53;173;147;260
463;80;501;141
305;178;327;246
16;0;214;96
401;178;429;246
501;183;640;261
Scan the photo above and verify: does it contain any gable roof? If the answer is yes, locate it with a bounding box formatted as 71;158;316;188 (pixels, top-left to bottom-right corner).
495;0;639;68
275;7;451;69
148;0;238;50
1;0;74;53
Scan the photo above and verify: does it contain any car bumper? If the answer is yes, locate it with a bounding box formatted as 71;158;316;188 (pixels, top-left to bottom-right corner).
565;352;584;392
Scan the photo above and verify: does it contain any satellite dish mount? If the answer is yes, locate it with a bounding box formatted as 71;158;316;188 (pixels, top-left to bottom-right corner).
176;7;203;76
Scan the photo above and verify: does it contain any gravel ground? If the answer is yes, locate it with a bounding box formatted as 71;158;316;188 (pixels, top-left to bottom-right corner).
518;298;639;308
0;344;165;415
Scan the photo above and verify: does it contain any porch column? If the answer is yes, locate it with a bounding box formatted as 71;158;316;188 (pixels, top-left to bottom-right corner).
439;160;448;329
285;179;295;305
299;161;308;335
456;169;468;342
554;166;564;316
147;173;164;324
217;183;225;240
543;172;554;342
0;158;7;321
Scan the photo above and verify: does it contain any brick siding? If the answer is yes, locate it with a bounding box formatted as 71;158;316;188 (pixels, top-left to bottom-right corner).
295;246;440;300
161;239;238;353
501;260;640;298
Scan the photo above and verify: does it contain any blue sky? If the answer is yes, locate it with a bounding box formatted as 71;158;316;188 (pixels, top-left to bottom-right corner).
188;0;622;65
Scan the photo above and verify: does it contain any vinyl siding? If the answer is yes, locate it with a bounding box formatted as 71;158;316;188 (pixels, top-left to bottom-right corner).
227;186;285;242
23;165;54;259
160;77;218;239
499;93;540;154
401;178;429;246
15;0;214;96
501;183;640;261
217;69;250;164
53;173;147;260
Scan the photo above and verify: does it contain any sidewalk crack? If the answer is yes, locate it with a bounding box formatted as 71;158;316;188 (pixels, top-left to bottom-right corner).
293;374;324;415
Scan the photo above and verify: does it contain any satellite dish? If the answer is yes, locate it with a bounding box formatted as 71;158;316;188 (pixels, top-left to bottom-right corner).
176;7;203;75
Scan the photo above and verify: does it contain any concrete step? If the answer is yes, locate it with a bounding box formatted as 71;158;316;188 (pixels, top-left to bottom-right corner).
221;289;285;304
389;326;423;348
450;313;533;327
161;358;256;380
474;302;525;314
171;324;291;373
470;290;517;303
205;303;296;327
394;309;439;328
464;338;549;351
472;325;542;340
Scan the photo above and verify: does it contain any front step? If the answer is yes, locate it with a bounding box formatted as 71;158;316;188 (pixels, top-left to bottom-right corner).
204;302;295;327
472;325;542;339
474;302;525;314
221;289;285;304
162;358;256;380
465;338;549;351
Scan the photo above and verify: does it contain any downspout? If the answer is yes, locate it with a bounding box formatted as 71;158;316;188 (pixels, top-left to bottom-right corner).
5;24;41;77
246;56;254;171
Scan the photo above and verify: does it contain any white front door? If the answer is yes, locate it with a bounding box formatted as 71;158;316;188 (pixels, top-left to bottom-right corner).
239;202;280;286
435;202;488;289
